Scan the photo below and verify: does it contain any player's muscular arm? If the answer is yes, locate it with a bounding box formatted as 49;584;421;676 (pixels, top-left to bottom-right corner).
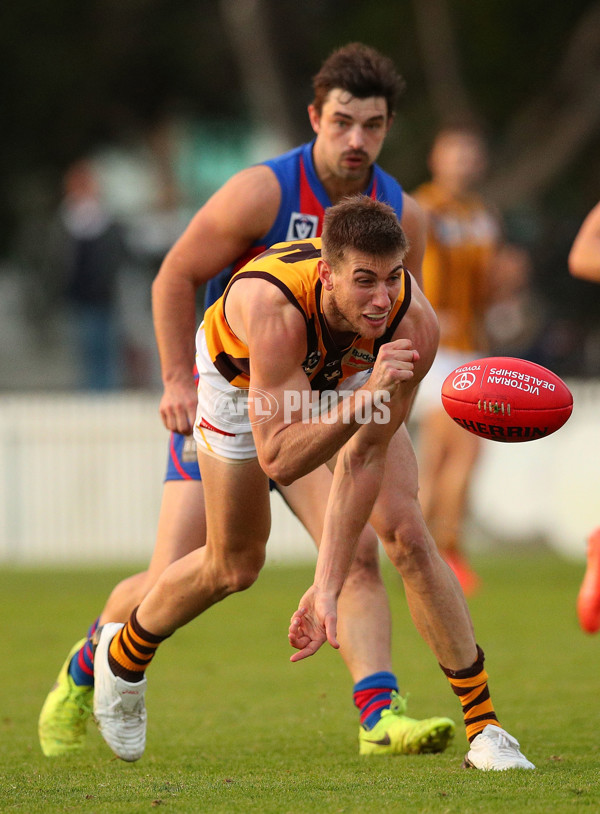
358;273;439;445
151;166;280;434
229;281;417;485
400;193;427;291
319;284;438;572
233;283;359;485
289;282;440;661
254;328;419;485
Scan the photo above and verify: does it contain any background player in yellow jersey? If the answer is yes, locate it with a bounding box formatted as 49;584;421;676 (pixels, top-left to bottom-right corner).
92;196;534;771
412;125;501;594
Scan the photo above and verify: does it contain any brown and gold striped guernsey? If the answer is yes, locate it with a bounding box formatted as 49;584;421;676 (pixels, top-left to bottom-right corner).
203;238;412;393
413;181;498;352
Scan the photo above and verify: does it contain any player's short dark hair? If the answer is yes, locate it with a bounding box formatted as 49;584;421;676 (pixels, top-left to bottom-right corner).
311;42;406;119
321;195;409;267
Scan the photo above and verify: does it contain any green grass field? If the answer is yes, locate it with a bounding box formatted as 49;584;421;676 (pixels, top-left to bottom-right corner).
1;551;599;813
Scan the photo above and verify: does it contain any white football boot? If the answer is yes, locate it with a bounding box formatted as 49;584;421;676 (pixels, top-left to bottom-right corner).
93;622;147;762
463;724;535;770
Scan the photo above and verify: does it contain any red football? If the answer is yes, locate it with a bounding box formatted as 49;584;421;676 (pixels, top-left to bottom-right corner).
440;356;573;442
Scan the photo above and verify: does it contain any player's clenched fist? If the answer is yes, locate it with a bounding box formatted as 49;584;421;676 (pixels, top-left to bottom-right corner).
366;339;419;397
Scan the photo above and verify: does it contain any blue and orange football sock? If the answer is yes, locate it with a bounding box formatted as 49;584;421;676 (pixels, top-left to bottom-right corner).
67;617;100;687
440;645;499;742
353;671;398;730
108;606;170;683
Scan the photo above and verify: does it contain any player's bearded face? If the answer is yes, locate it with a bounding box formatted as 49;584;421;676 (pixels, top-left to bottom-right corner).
315;91;390;181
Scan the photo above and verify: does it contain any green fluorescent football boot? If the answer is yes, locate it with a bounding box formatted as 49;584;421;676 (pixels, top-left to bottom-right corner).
359;691;455;756
38;639;94;756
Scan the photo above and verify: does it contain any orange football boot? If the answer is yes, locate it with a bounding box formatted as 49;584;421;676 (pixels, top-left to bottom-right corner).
442;550;481;597
577;528;600;634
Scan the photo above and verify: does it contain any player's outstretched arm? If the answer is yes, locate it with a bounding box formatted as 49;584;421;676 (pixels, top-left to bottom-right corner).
288;280;440;661
152;166;280;434
569;201;600;282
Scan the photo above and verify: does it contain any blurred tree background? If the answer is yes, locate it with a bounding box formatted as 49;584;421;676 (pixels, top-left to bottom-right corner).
1;0;600;388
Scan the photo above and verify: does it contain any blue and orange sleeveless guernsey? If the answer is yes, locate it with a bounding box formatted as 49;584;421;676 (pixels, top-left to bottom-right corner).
168;140;405;479
202;238;411;394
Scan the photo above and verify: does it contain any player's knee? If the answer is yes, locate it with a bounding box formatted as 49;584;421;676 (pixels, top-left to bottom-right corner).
379;516;432;575
224;563;263;594
215;547;266;596
102;571;150;622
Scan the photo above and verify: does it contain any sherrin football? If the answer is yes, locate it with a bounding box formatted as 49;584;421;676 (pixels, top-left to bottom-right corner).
441;356;573;442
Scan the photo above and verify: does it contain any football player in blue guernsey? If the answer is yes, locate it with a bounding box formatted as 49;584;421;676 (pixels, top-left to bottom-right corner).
40;43;452;760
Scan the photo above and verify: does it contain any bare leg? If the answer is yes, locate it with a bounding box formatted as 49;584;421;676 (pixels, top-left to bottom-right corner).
93;448;456;761
101;462;392;681
99;480;207;624
370;426;477;671
135;452;271;637
279;467;392;681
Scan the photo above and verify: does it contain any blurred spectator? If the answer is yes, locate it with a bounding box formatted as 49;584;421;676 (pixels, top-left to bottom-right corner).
57;159;127;390
484;243;543;358
411;125;501;594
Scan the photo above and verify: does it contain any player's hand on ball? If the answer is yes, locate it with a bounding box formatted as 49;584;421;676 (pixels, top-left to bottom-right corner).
288;587;339;662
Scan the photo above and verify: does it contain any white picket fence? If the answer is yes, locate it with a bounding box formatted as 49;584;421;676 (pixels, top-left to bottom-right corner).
0;382;595;565
0;392;314;565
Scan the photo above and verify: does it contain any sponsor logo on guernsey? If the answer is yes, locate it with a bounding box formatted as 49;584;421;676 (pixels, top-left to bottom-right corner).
286;212;319;240
302;350;321;374
347;348;376;368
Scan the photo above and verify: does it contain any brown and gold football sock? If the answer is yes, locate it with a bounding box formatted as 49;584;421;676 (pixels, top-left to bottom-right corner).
440;645;499;742
107;607;170;683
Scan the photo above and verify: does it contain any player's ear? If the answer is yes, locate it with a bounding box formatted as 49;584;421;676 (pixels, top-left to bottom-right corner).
308;104;320;135
318;259;333;290
385;112;395;135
